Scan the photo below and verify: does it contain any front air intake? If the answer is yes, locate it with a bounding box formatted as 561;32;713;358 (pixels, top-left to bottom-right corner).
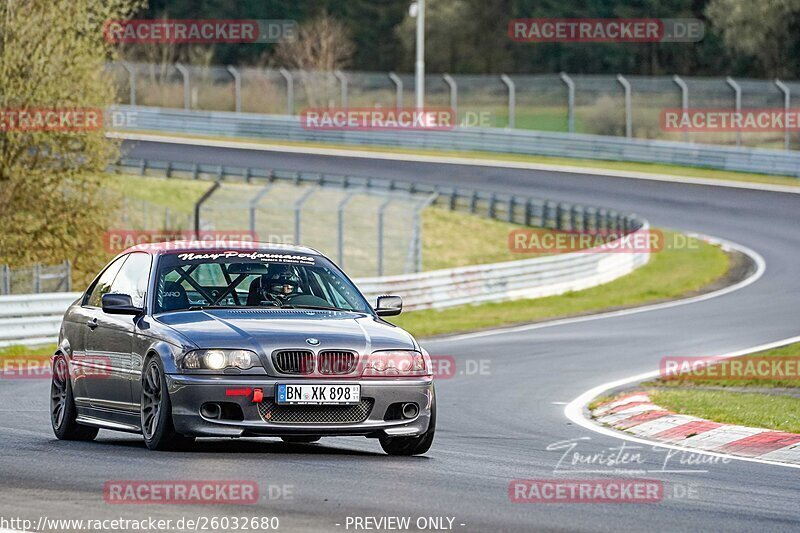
273;350;314;374
318;350;358;374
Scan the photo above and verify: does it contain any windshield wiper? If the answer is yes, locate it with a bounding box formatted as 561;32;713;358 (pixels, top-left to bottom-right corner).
288;304;349;312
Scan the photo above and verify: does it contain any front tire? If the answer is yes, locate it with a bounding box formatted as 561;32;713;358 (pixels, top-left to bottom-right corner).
379;396;436;456
141;356;193;451
51;355;98;441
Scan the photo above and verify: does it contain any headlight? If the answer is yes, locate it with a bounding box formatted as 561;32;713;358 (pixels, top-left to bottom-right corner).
182;349;258;370
361;350;430;377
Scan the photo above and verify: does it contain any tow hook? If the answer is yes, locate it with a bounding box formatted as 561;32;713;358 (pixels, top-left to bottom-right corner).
252;388;264;403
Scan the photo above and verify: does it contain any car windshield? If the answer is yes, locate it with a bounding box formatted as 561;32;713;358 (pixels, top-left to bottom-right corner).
153;250;371;314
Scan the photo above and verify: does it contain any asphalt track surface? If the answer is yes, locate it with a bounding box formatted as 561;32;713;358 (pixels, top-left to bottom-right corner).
1;139;799;532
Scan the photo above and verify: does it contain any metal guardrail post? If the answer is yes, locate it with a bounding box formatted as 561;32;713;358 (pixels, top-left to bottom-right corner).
616;74;632;138
226;65;242;113
293;188;316;243
334;70;348;108
194;179;223;233
279;68;294;115
337;192;357;268
672;75;689;143
377;197;394;276
726;76;742;147
388;72;403;109
65;260;72;292
33;263;41;294
120;61;136;106
1;265;9;295
175;63;191;110
559;72;575;133
775;79;790;150
443;74;457;119
501;74;516;129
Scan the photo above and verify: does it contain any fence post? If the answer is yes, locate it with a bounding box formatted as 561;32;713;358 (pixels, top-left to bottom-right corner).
442;74;458;119
33;263;41;293
337;193;357;268
120;61;136;106
175;63;191;110
388;72;403;109
249;185;272;234
559;72;575;133
65;260;72;292
279;68;294;115
672;75;689;142
377;198;394;276
500;74;516;129
226;65;241;113
775;79;790;150
1;265;9;295
293;188;316;244
334;70;348;108
194;179;223;233
726;76;742;147
616;74;632;138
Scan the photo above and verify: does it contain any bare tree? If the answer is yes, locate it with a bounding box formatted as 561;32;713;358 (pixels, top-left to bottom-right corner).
272;14;355;107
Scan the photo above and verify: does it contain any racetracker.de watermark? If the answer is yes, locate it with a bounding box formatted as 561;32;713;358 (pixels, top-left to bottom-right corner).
0;108;102;132
104;19;297;44
299;108;455;130
103;481;260;505
509;18;704;43
661;108;800;132
509;479;663;503
102;230;289;254
507;229;699;254
660;356;800;381
0;356;110;380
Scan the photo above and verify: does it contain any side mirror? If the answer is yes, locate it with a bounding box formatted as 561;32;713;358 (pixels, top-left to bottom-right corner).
375;295;402;317
102;293;142;315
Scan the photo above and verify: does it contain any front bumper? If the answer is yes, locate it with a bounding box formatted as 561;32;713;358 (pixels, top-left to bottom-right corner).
166;374;434;438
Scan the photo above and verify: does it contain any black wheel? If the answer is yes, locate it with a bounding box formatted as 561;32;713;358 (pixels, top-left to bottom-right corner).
50;355;98;441
379;396;436;456
141;356;193;451
281;436;321;444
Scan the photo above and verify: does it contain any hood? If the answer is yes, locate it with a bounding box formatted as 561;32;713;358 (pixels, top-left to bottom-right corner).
155;308;417;354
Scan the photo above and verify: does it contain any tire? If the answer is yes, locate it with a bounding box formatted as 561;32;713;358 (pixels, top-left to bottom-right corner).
379;395;436;456
281;436;321;444
141;355;193;451
51;355;99;441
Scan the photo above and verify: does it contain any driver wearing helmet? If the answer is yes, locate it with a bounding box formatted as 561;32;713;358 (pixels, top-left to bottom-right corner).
246;264;301;306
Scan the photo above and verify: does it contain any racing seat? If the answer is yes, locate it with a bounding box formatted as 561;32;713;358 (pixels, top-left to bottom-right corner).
246;277;264;306
160;281;190;311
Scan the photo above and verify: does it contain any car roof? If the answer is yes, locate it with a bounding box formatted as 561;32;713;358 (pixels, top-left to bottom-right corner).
122;241;321;257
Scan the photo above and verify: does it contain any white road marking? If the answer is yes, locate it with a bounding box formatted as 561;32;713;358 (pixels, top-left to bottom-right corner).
424;234;765;344
564;334;800;470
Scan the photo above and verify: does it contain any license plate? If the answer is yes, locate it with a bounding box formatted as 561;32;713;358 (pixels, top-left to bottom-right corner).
276;384;361;405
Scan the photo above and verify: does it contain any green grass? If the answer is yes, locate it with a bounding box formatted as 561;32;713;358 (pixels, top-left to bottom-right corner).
124;130;800;189
420;207;572;270
0;344;55;359
392;232;728;337
645;342;800;389
650;389;800;434
108;174;211;216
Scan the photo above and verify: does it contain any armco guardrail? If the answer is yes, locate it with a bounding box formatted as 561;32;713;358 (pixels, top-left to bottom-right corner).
0;293;79;348
356;236;649;311
0;227;649;347
113;106;800;178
